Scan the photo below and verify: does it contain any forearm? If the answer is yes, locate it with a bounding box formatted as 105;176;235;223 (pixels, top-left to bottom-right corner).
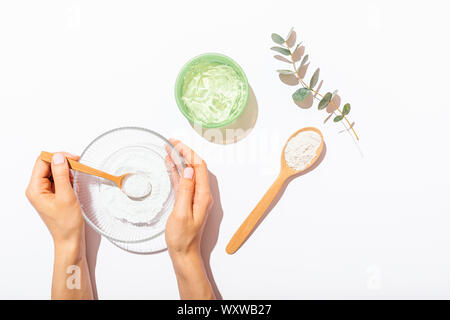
171;251;215;300
52;241;93;300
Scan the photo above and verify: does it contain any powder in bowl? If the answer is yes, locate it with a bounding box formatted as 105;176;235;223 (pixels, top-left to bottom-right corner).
284;130;322;171
99;146;171;225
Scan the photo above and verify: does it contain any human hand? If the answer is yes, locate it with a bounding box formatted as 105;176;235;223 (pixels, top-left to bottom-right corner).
25;152;85;248
26;152;93;299
165;139;213;258
165;139;215;299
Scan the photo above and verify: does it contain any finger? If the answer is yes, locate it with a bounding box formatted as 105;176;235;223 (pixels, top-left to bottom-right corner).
192;159;209;195
193;187;212;223
165;155;180;191
30;152;78;183
30;155;51;181
169;139;210;194
50;153;74;199
62;153;79;186
165;142;184;175
62;152;79;161
173;167;195;217
27;156;52;197
169;139;211;221
169;139;203;167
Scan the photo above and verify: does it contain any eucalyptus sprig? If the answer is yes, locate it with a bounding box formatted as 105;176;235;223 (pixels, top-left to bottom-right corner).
271;28;359;140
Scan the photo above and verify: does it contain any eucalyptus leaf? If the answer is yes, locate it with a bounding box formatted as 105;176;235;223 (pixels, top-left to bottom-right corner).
292;88;310;102
310;68;320;89
277;69;294;75
300;54;309;68
333;115;344;122
318;92;332;110
271;33;285;45
274;55;291;63
314;80;323;98
279;74;299;86
332;90;338;98
271;46;290;56
342;103;351;115
292;45;305;62
286;30;296;48
326;93;340;113
286;27;294;40
297;62;309;79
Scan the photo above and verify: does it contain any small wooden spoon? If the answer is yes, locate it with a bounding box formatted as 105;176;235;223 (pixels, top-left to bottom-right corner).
40;151;152;199
226;127;324;254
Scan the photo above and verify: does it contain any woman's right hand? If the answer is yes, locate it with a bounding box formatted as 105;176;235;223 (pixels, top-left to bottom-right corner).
165;139;213;258
165;139;215;300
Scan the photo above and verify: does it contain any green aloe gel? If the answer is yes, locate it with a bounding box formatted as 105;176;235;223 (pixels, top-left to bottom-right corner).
178;56;248;127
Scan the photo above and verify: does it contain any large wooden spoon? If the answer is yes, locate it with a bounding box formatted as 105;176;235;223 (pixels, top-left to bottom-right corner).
226;127;324;254
40;151;152;199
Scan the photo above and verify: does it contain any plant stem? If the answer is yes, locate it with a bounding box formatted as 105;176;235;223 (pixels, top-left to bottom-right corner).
287;45;359;141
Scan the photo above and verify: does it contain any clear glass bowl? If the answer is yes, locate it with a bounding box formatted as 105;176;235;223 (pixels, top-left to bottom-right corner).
74;127;184;244
174;53;249;128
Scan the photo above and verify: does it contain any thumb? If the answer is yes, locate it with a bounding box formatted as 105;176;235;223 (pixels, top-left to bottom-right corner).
51;153;73;198
174;167;195;212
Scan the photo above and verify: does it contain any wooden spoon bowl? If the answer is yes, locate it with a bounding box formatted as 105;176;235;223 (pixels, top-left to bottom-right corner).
226;127;324;254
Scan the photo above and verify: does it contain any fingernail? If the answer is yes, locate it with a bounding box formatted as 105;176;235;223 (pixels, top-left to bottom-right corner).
52;153;65;165
183;167;194;180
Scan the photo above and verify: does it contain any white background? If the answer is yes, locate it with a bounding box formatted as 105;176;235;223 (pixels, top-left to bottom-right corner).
1;0;449;299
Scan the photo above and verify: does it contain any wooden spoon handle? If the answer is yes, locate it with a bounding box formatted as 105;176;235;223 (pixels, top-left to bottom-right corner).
40;151;120;186
226;173;288;254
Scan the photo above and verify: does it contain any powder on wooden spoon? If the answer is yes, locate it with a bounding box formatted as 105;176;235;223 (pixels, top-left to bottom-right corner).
121;173;152;199
284;130;322;171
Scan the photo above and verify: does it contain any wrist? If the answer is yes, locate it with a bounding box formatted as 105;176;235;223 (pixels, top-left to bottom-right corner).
169;248;215;300
53;226;85;254
169;245;200;262
170;249;203;274
54;237;86;263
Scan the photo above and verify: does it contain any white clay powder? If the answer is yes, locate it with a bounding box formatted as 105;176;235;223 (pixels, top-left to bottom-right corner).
99;148;171;224
284;130;322;171
122;173;153;199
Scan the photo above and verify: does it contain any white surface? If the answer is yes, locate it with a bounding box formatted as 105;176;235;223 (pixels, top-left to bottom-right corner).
1;0;450;299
